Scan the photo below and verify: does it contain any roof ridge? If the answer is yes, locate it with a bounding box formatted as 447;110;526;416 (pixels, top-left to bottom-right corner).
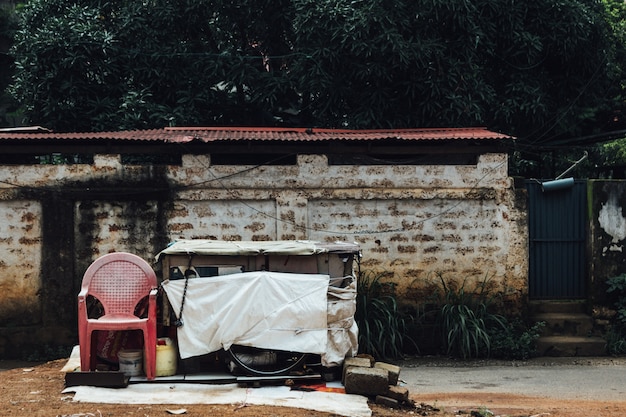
0;126;514;142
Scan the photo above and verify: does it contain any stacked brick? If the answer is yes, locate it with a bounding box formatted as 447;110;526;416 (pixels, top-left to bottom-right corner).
342;356;410;408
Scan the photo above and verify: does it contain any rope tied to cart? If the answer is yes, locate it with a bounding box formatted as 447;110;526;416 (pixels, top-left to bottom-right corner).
174;254;195;327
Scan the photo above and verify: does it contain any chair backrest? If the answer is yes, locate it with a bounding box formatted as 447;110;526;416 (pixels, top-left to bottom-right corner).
81;252;157;318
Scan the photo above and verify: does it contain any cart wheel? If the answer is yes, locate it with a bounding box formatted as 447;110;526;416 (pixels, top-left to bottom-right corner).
226;345;308;376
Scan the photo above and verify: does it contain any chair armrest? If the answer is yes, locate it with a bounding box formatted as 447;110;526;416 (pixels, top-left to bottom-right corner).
147;288;158;323
77;289;89;319
77;288;88;301
147;287;158;307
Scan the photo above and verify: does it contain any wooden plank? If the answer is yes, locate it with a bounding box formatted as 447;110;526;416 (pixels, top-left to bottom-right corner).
65;371;130;388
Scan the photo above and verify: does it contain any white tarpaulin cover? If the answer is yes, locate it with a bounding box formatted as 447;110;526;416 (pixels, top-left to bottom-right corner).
155;239;360;260
156;240;323;259
323;278;359;366
162;271;330;358
63;383;372;417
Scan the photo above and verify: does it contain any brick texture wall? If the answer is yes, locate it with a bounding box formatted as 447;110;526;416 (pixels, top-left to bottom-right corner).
0;151;527;358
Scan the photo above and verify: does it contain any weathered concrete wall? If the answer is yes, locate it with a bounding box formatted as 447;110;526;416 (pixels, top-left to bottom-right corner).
588;180;626;308
0;151;527;358
169;153;528;302
0;200;42;325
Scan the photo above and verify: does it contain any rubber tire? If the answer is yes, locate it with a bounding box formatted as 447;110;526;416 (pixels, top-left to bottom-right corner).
226;345;308;376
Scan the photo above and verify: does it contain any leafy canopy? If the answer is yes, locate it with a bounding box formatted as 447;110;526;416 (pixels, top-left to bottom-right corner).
0;1;19;125
7;0;625;151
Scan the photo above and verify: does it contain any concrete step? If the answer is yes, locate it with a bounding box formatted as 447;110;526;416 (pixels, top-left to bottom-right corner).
529;300;587;315
536;336;606;357
532;313;594;337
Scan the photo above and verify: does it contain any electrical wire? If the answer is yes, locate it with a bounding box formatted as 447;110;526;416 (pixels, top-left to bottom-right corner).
524;53;609;147
174;145;508;236
0;144;509;236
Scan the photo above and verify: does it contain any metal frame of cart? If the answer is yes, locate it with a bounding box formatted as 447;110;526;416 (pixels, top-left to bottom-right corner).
156;240;361;376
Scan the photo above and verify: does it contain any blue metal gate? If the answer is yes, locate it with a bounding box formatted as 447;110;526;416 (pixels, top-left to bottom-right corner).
526;180;587;299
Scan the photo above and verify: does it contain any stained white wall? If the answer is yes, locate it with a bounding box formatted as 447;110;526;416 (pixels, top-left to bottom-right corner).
167;153;527;298
0;149;527;356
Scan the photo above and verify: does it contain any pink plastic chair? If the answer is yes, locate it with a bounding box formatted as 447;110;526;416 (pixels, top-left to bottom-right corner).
78;252;158;380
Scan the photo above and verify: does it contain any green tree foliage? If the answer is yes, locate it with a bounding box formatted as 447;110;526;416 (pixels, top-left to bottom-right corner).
604;0;626;102
0;1;19;126
588;0;626;177
8;0;625;149
10;0;296;131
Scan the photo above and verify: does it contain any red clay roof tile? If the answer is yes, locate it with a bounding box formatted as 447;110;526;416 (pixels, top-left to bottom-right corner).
0;126;513;142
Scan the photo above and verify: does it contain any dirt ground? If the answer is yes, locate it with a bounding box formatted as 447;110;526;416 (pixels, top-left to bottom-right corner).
2;359;626;417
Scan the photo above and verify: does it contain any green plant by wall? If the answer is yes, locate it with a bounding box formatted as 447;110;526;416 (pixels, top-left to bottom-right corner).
409;273;544;359
414;273;510;359
355;270;416;361
605;273;626;354
488;319;545;360
605;326;626;355
437;274;507;359
607;273;626;324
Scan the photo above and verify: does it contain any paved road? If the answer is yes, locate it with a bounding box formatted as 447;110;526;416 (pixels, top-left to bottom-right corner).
398;356;626;402
3;355;626;403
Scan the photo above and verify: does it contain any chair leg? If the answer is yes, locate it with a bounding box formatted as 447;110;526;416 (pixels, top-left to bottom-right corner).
143;329;156;380
78;329;92;372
